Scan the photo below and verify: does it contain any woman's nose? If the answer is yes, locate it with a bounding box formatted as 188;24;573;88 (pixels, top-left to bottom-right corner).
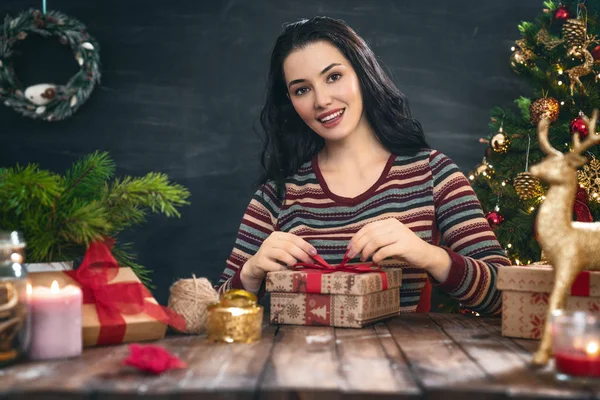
313;87;332;109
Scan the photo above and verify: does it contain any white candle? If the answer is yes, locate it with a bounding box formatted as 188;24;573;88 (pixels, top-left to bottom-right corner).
28;281;82;360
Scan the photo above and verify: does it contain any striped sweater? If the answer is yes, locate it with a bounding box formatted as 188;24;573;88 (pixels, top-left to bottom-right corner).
216;149;511;316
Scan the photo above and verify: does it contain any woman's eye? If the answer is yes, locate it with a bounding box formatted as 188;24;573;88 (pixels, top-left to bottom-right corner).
327;73;341;82
294;87;310;96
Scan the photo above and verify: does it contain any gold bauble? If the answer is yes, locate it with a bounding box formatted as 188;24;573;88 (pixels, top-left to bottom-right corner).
530;97;560;125
561;18;587;49
490;132;511;153
514;172;544;200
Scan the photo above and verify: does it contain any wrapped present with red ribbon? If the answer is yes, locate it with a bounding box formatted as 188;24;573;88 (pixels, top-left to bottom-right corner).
266;253;402;328
497;265;600;339
28;240;186;347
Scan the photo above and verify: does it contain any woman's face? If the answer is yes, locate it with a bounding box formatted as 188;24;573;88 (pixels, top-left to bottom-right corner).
283;41;365;141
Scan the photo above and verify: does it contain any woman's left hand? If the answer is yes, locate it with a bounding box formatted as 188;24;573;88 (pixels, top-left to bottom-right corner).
347;218;433;270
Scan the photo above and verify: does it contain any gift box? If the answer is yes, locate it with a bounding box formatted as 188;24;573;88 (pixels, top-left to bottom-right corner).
266;265;402;328
27;241;185;347
497;265;600;339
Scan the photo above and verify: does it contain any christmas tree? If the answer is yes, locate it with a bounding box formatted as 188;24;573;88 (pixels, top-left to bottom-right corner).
470;0;600;265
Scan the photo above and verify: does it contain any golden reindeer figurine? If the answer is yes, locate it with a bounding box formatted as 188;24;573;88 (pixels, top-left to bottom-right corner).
529;109;600;365
566;36;599;96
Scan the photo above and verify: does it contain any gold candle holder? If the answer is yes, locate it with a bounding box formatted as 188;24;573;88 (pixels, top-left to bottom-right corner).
206;289;263;343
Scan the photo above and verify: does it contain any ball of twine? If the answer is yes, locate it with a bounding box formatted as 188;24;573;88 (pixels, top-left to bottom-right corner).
168;274;219;334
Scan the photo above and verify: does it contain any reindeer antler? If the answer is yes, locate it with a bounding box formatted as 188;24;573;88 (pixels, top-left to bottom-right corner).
572;109;600;154
537;118;562;156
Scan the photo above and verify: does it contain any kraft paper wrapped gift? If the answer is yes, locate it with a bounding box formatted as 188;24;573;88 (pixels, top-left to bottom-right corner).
497;265;600;339
266;267;402;328
28;267;177;347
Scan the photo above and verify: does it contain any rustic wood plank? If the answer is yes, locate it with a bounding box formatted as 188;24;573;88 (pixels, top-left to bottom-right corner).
429;313;593;400
334;323;420;398
385;313;498;400
0;321;276;400
259;325;341;400
92;325;277;400
0;343;124;400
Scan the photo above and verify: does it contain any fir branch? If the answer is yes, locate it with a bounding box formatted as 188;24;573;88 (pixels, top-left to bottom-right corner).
543;1;557;11
62;151;115;203
111;243;154;289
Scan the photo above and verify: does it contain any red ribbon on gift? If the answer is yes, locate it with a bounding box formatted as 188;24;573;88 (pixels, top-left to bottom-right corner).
570;270;591;297
64;240;186;346
292;252;388;292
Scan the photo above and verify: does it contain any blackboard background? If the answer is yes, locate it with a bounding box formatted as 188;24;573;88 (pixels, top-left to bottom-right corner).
0;0;536;305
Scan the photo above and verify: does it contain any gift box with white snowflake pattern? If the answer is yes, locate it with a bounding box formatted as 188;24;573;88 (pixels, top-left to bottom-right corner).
497;265;600;339
265;268;402;328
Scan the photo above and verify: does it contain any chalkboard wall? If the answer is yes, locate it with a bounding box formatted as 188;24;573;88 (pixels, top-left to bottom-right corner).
0;0;537;304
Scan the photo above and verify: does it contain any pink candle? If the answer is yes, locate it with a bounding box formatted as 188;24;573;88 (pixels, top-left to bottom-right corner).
28;281;82;360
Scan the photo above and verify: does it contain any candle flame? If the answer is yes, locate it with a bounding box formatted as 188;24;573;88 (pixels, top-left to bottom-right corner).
586;341;599;356
50;280;59;293
26;283;32;296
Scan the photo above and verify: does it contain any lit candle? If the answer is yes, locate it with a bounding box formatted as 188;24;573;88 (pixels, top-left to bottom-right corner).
552;310;600;379
555;340;600;378
28;281;82;360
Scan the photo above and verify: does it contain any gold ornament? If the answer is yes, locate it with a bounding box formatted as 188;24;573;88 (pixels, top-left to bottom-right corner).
529;97;560;125
562;18;587;49
565;36;599;96
490;131;511;153
536;28;564;51
513;172;544;200
528;109;600;366
510;39;535;71
577;155;600;200
206;289;263;343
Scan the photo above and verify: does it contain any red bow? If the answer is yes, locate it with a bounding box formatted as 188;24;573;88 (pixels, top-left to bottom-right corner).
291;251;389;292
292;251;379;274
65;240;186;346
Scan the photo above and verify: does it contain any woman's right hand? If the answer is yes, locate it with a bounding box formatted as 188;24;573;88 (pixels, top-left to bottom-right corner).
240;232;317;293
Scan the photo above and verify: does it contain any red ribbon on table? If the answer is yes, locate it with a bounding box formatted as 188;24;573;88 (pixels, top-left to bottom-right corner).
64;240;186;346
291;252;388;292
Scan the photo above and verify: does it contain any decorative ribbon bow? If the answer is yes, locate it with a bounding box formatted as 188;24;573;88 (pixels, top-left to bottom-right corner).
65;240;186;346
292;251;379;274
290;251;389;293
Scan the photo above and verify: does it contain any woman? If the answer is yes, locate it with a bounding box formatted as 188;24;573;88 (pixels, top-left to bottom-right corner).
215;16;510;315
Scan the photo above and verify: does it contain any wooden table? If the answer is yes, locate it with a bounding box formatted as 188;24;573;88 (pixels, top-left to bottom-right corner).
0;312;598;399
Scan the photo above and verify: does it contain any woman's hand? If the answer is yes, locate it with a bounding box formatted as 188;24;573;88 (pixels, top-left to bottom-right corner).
347;218;451;281
240;232;317;293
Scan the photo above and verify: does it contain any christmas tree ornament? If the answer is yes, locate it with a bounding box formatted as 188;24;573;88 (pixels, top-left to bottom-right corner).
514;172;544;200
561;17;587;49
554;5;570;21
514;134;544;200
0;9;101;121
577;155;600;201
592;44;600;61
565;37;598;96
570;111;589;139
490;132;511;153
510;39;535;71
535;28;565;51
485;211;504;226
529;97;560;125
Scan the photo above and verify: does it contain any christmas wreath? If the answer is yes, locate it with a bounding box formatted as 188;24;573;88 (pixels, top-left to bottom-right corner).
0;9;100;121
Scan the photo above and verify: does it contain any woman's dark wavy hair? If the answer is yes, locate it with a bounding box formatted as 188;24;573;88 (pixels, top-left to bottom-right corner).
259;16;430;199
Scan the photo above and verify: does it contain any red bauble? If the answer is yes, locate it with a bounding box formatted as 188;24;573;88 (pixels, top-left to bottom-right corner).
576;185;588;203
592;45;600;61
554;5;570;21
570;116;588;139
485;211;504;226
